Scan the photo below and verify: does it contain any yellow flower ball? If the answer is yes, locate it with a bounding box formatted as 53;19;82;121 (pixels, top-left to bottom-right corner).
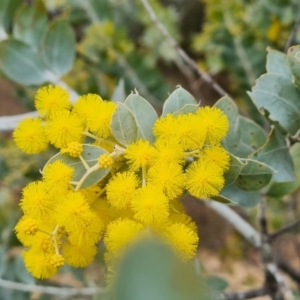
35;85;71;118
13;118;48;154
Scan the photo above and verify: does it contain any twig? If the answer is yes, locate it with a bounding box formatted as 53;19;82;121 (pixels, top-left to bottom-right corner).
140;0;228;97
277;258;300;287
285;11;300;53
269;218;300;241
204;200;261;248
220;287;268;300
0;278;105;296
258;196;293;300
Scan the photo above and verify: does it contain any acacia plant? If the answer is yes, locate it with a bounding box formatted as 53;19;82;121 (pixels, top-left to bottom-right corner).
2;0;300;299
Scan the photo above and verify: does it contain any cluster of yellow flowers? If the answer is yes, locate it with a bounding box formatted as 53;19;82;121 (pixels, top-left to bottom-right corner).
13;85;230;280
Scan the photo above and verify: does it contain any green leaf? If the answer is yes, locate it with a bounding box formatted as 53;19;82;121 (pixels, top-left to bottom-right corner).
214;96;240;155
218;184;260;207
111;103;138;146
43;19;75;77
287;45;300;90
112;239;205;300
13;1;47;49
112;78;126;103
0;0;22;35
162;87;197;116
210;194;234;204
224;154;246;186
267;181;298;198
266;48;292;79
205;276;229;292
173;104;199;116
215;98;267;158
44;144;110;189
252;128;295;182
248;73;300;135
125;94;158;143
0;39;49;85
239;116;267;154
235;159;273;191
267;143;300;197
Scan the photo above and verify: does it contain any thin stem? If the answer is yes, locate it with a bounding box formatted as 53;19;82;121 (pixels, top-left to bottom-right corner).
139;0;228;97
79;155;90;170
38;228;52;236
82;131;116;146
52;224;60;255
204;200;262;248
183;150;200;156
0;278;104;296
142;165;147;187
269;218;300;241
75;163;100;191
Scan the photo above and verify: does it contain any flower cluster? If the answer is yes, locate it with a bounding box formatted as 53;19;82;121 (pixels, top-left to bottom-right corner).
14;85;230;280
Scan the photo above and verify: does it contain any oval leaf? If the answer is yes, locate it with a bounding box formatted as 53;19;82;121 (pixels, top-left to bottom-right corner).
287;45;300;90
13;1;47;49
125;94;158;143
248;73;300;135
173;104;199;116
111;103;138;146
224;154;246;186
0;39;48;85
112;78;126;103
162;87;197;116
218;184;260;207
43;19;75;77
43;144;110;189
252;127;295;182
235;159;273;191
266;48;292;79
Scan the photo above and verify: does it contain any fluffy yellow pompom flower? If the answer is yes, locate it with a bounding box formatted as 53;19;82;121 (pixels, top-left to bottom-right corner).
153;139;185;165
23;249;57;279
164;223;199;260
87;100;116;138
20;181;54;220
43;160;74;194
30;232;57;254
196;107;229;145
175;114;205;150
186;159;225;199
60;141;83;158
91;197;118;227
45;110;84;149
98;153;113;168
104;218;144;255
153;114;178;141
106;172;140;209
79;184;104;205
147;163;185;200
56;192;103;246
13;118;48;154
72;94;103;123
202;145;230;171
131;186;169;225
14;216;38;236
62;243;97;267
35;85;71;118
50;254;65;268
125;140;155;171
